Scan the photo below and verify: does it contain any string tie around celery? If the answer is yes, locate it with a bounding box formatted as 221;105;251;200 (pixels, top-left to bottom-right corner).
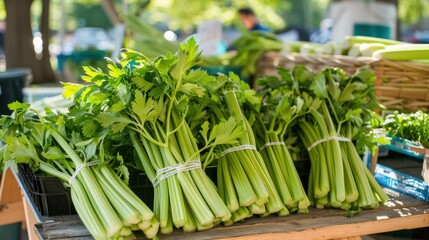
152;160;201;187
307;136;352;152
219;144;256;157
259;142;285;151
68;161;99;185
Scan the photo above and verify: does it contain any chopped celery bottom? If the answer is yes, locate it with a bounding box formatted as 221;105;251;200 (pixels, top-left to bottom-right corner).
69;165;158;239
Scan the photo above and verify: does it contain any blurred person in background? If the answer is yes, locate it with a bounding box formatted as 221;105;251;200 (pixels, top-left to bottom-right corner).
238;7;270;32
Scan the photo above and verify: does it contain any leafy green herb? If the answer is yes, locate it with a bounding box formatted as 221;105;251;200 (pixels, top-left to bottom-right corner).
382;111;429;149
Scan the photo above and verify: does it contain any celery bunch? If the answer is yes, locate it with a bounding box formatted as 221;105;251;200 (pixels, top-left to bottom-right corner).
0;103;158;239
64;38;244;234
257;66;389;211
193;73;286;222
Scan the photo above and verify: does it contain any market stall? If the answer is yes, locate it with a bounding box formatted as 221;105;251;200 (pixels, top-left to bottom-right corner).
0;164;428;239
1;32;429;240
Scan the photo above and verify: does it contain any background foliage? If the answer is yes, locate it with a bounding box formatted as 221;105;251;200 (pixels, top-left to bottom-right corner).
1;0;428;34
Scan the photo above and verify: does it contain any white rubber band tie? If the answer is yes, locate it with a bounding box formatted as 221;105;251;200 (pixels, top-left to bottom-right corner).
152;160;201;187
219;144;257;157
68;161;99;185
307;136;352;152
259;142;285;151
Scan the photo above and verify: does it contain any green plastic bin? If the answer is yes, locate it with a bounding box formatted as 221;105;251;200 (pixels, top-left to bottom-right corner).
0;222;22;240
353;23;391;39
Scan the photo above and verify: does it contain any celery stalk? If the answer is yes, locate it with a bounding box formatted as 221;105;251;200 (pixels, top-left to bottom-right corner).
51;130;123;237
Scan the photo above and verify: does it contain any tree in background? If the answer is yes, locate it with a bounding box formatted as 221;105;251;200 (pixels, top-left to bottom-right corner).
73;1;113;29
399;0;429;27
0;0;427;87
4;0;56;84
141;0;288;32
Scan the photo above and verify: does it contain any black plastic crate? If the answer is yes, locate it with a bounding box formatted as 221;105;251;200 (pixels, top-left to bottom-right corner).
127;171;154;209
0;69;29;115
17;160;311;217
18;163;75;216
294;159;311;191
19;164;155;216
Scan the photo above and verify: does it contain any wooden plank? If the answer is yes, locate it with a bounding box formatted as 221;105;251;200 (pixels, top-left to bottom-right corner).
158;203;429;240
0;201;25;226
370;146;380;174
218;213;429;240
23;196;39;240
0;167;25;226
35;216;93;239
34;192;429;240
0;167;22;205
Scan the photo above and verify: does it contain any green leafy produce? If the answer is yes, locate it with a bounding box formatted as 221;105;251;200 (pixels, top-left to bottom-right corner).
0;37;392;240
250;68;312;213
382;111;429;149
64;38;243;233
125;14;180;60
230;31;283;76
196;73;286;221
257;65;388;210
0;102;158;239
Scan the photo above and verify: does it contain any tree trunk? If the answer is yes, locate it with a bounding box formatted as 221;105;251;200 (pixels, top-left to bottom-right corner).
101;0;122;25
4;0;56;84
37;0;56;84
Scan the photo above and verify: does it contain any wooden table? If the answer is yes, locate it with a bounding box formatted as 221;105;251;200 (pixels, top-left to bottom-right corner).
2;163;429;240
0;165;41;240
33;188;429;240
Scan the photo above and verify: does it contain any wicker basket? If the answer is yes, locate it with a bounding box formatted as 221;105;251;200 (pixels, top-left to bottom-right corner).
372;60;429;112
256;52;429;112
256;52;376;77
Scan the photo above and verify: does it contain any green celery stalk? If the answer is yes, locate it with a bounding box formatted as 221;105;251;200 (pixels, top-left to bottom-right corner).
220;158;240;212
249;203;266;215
340;145;359;203
160;211;173;234
267;131;309;208
298;120;330;198
172;115;231;221
232;207;252;222
183;201;197;233
50;130;123;237
93;169;141;225
143;218;160;239
320;103;345;203
70;179;106;239
220;147;257;207
99;166;154;220
167;175;186;228
138;220;151;231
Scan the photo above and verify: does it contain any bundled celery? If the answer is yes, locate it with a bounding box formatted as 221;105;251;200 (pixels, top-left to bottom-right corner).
64;39;244;233
0;35;393;240
196;73;285;220
257;66;389;211
252;69;312;213
0;103;158;239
